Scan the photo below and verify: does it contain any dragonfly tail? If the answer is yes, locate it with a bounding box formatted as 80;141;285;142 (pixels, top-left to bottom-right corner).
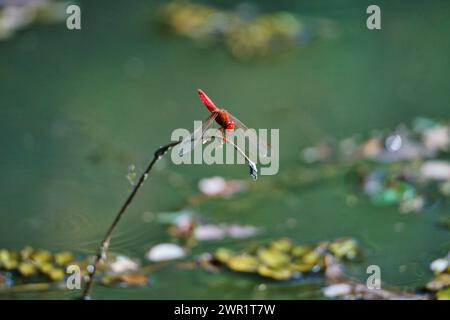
197;89;218;112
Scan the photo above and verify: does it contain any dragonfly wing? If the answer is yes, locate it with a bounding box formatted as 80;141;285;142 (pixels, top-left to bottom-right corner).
228;112;270;159
213;131;258;181
178;112;218;156
228;112;249;131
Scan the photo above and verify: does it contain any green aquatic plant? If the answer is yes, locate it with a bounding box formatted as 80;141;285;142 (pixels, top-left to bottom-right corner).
210;237;360;281
300;117;450;213
0;247;154;292
156;1;337;60
0;247;77;289
207;238;426;299
436;287;450;300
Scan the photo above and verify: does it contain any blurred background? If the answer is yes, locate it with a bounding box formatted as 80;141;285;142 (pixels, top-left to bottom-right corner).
0;0;449;299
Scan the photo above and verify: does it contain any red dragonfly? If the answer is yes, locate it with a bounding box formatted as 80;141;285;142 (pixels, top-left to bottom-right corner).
178;89;268;178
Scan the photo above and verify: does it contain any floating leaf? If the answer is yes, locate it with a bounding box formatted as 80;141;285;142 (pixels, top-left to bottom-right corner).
291;260;315;273
426;273;450;291
109;255;139;274
211;237;360;281
119;273;148;286
146;243;186;262
54;251;75;266
20;246;34;260
31;250;53;265
323;283;352;298
328;238;359;260
48;268;65;281
291;245;313;257
0;250;18;270
257;265;293;280
157;1;333;60
0;247;88;289
215;248;234;264
18;263;37;277
270;238;293;252
436;287;450;300
227;255;258;273
258;249;290;269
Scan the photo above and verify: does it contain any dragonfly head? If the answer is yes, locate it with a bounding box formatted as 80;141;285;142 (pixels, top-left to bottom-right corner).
225;120;235;130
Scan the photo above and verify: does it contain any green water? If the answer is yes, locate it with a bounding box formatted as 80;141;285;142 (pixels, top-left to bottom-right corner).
0;0;449;299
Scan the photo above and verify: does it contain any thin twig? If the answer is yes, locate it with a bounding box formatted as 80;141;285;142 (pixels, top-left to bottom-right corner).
80;140;180;300
80;132;257;299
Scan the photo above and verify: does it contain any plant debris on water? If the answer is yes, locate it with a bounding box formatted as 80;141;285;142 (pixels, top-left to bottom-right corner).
207;237;360;281
0;240;445;299
154;209;260;244
156;1;338;60
426;252;450;300
0;0;67;41
0;247;76;289
301;117;450;213
0;248;152;290
198;176;248;197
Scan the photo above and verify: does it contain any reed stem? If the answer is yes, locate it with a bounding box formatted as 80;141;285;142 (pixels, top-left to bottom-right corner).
80;140;180;299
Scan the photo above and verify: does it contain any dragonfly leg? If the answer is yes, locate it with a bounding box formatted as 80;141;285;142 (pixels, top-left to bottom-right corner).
218;128;227;148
